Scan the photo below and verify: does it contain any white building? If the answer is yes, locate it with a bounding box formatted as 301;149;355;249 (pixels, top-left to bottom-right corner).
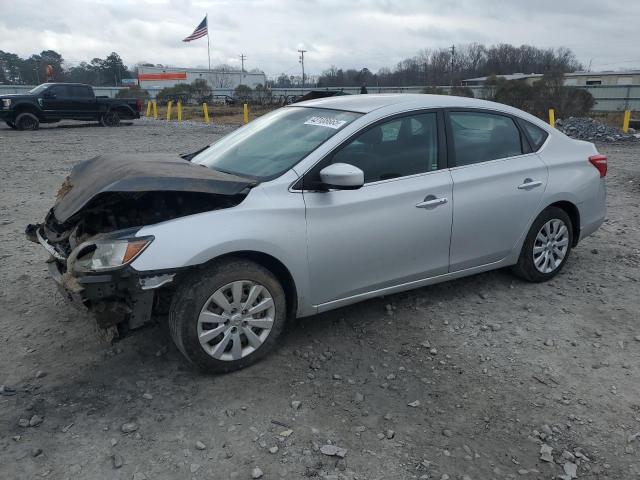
137;65;266;91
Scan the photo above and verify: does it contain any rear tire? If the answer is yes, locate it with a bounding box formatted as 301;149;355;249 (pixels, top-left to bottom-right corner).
6;121;17;129
100;111;120;127
168;258;287;373
511;206;573;282
15;113;40;131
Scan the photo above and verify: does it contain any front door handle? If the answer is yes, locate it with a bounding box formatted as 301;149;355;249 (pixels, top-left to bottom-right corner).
416;195;448;209
517;179;543;190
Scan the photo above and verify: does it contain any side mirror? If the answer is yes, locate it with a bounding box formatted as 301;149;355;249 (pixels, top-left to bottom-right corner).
319;163;364;190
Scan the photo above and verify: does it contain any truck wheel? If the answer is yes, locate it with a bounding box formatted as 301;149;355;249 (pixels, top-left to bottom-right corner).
15;113;40;131
6;121;17;129
100;111;120;127
168;258;287;373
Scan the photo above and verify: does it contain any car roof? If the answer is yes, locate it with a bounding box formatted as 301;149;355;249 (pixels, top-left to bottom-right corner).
294;93;506;113
292;93;553;131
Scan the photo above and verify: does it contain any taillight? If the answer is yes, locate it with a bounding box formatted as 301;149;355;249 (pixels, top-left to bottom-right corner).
589;154;607;177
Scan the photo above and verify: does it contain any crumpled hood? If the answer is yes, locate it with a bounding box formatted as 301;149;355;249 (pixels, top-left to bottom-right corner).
53;152;256;223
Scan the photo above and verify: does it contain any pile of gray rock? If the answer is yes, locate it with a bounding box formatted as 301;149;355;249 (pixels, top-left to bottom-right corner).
556;117;638;142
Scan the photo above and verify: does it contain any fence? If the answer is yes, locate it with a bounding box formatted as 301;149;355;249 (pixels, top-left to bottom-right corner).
1;84;638;112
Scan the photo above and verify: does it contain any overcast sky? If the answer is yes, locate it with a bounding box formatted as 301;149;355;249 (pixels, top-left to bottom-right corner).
1;0;638;78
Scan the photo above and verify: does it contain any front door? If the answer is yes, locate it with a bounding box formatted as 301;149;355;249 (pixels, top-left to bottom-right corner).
302;111;453;306
446;110;548;271
41;85;73;119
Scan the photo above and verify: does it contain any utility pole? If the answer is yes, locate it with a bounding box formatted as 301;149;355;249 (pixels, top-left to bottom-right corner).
298;49;307;89
450;45;455;87
239;54;246;73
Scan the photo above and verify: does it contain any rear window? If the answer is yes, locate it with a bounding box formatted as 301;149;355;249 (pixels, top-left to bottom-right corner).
70;86;93;99
520;120;549;151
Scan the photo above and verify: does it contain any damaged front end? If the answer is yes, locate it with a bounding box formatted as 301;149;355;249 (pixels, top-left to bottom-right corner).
26;152;256;339
27;223;168;338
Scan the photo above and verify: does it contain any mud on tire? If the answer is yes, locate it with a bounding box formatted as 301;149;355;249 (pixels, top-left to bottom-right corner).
168;258;287;373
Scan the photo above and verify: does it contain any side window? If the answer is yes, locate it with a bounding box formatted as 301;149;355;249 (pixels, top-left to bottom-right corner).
520;120;548;151
70;86;93;99
47;85;67;98
449;111;523;166
331;112;439;183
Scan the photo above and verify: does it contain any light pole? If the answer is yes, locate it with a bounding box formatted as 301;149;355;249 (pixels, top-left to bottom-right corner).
298;49;307;90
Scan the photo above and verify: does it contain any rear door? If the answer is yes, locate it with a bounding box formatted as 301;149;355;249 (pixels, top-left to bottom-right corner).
68;85;96;119
446;109;548;271
302;111;453;306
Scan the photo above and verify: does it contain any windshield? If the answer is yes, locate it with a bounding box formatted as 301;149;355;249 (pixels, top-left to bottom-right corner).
192;107;361;179
29;84;52;95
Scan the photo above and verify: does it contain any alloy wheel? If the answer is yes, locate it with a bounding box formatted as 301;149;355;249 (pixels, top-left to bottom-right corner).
533;219;569;274
197;280;275;361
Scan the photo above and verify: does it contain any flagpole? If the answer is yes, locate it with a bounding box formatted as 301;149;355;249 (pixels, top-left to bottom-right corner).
206;13;211;72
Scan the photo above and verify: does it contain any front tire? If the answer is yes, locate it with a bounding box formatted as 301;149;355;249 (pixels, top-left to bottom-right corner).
168;258;287;373
15;113;40;131
511;206;573;282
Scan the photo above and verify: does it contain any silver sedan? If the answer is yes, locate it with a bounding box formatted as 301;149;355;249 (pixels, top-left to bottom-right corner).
33;94;607;372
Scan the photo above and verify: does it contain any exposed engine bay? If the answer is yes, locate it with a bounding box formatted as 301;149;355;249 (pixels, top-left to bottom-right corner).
39;189;245;258
26;151;256;340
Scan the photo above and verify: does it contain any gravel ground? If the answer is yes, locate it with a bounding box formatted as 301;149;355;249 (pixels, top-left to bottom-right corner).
1;119;639;480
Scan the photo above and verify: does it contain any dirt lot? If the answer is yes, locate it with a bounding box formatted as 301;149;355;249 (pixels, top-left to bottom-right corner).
1;120;639;480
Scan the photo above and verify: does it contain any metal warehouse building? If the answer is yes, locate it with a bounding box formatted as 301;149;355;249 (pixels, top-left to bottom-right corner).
462;70;640;87
137;65;266;91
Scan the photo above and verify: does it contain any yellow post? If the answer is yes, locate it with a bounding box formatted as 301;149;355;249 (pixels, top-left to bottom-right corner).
177;101;182;122
152;100;158;119
622;110;631;133
243;103;249;124
203;103;210;124
166;101;173;121
145;101;151;117
548;108;555;128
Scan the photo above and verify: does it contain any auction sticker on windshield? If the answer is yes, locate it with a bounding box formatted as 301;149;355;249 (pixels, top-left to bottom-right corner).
304;116;347;129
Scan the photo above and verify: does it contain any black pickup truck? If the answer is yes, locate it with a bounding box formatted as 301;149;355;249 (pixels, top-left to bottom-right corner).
0;83;141;130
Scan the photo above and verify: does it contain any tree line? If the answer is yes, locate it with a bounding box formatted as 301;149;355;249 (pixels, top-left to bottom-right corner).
0;49;266;89
304;43;583;88
2;43;584;90
0;50;136;86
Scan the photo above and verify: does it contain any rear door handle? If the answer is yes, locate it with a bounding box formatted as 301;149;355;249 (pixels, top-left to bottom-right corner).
416;196;448;209
517;179;543;190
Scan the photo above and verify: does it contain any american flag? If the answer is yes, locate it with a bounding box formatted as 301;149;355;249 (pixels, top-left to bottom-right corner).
183;16;208;42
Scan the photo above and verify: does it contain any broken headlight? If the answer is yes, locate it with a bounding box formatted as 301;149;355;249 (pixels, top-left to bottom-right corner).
72;236;154;272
